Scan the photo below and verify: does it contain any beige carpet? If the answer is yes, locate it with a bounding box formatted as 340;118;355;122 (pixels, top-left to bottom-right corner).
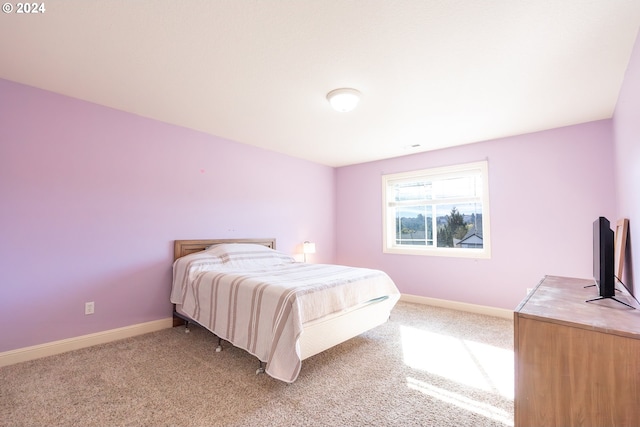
0;302;514;426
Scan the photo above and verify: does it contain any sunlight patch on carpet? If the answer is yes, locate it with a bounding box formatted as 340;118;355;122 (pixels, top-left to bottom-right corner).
400;325;513;399
406;377;514;426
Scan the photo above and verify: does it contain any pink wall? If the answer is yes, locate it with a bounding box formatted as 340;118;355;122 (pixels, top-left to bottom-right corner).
335;121;616;310
0;79;335;352
613;29;640;295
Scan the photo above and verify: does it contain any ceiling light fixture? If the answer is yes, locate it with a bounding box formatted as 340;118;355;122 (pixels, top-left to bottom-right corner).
326;88;361;112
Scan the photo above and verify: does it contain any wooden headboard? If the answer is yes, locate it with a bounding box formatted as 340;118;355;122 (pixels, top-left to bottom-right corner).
173;238;276;261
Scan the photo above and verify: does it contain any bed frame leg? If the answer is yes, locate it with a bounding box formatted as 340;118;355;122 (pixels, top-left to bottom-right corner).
256;361;265;375
173;310;191;334
215;337;222;352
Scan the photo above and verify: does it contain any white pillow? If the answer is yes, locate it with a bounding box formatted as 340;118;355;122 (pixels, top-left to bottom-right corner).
204;243;295;268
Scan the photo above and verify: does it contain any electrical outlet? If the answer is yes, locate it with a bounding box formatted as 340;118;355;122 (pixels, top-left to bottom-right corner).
85;301;95;315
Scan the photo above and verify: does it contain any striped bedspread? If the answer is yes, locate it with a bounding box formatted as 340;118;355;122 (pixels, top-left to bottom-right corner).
171;257;399;382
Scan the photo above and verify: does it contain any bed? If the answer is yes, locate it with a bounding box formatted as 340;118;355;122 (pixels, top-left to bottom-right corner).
170;238;400;383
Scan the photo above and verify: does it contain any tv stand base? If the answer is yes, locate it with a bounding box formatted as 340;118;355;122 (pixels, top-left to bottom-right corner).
585;295;636;309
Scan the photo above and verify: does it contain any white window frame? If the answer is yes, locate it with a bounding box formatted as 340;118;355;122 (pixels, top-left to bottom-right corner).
382;160;491;259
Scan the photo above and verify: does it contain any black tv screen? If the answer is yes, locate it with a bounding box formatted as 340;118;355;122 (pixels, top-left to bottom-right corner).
593;217;615;298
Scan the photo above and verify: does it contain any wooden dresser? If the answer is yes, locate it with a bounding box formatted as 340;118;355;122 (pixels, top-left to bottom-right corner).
514;275;640;427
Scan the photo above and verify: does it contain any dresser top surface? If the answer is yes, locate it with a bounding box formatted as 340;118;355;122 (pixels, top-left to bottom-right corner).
516;275;640;338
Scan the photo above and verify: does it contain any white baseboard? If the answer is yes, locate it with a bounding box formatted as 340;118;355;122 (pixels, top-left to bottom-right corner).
400;294;513;320
0;318;174;368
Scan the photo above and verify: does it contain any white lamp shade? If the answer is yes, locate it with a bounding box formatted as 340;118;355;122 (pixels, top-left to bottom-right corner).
303;241;316;254
327;88;360;112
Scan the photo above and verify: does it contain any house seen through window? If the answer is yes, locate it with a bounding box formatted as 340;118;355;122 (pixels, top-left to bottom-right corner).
382;161;491;258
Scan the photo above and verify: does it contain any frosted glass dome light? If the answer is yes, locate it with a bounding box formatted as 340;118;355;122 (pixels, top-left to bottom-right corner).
327;88;361;112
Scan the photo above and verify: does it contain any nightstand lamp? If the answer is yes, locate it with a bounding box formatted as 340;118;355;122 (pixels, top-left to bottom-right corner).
303;241;316;262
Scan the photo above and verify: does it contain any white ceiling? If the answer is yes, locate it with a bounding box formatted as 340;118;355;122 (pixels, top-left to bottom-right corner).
1;1;639;167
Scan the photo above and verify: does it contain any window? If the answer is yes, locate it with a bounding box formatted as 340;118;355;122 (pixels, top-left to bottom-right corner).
382;161;491;258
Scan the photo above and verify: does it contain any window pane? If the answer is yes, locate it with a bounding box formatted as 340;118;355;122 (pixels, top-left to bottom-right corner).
433;175;479;200
394;182;432;202
435;203;483;248
395;206;432;246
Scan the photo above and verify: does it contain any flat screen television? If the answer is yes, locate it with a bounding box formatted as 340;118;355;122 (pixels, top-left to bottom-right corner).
593;216;615;298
